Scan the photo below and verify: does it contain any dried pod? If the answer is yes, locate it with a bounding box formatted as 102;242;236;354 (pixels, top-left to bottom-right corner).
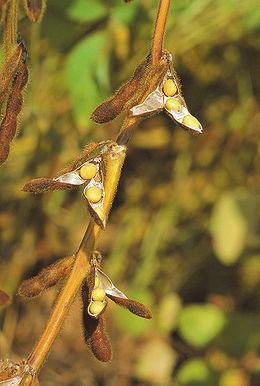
95;268;128;299
83;314;112;363
22;177;77;193
0;289;11;307
91;52;169;124
129;50;203;133
0;43;23;107
83;141;126;228
22;142;101;193
82;283;112;362
107;294;152;319
22;141;126;229
94;265;152;318
91;55;151;123
23;0;46;23
18;255;75;298
0;40;29;166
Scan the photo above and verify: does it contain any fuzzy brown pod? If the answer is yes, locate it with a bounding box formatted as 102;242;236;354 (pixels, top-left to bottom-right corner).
129;50;203;134
0;42;23;107
22;177;78;193
107;294;152;319
88;265;152;319
91;52;169;124
18;255;75;298
22;142;103;194
0;290;11;307
22;141;125;229
23;0;46;23
0;39;29;166
22;142;100;193
82;282;112;362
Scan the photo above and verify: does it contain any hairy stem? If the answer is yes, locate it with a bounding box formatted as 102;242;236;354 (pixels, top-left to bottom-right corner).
152;0;171;64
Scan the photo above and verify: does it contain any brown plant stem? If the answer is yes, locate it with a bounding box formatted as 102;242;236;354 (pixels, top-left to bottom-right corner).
27;144;126;374
152;0;171;64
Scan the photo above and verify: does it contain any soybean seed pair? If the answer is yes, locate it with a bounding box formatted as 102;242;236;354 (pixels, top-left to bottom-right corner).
79;163;103;204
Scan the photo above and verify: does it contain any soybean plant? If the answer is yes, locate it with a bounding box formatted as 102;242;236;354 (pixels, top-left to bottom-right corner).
0;0;203;384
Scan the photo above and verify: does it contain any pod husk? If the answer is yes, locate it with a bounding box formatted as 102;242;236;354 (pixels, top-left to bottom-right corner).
0;40;28;166
18;255;75;298
107;294;152;319
22;177;77;193
22;142;111;194
91;51;170;124
0;43;23;107
82;281;112;362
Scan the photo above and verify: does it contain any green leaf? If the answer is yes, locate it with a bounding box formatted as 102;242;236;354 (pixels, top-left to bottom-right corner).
210;191;248;265
177;358;218;386
178;304;226;348
67;0;107;23
114;2;138;25
65;32;109;128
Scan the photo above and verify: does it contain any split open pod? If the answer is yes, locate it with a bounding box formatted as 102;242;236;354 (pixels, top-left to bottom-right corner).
23;141;126;229
82;257;152;362
91;51;203;134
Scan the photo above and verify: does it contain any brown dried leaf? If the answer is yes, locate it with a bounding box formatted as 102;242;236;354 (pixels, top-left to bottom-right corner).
107;294;152;319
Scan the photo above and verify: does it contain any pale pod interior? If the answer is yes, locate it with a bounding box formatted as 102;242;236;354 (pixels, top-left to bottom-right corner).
162;75;203;133
87;268;128;317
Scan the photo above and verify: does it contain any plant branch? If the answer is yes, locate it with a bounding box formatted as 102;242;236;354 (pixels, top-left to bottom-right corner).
26;143;126;374
151;0;171;64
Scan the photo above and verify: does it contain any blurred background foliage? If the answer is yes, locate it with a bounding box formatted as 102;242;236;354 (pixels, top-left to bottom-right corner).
0;0;259;385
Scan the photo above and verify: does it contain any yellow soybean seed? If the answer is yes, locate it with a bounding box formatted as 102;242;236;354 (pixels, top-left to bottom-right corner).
84;186;102;203
89;301;105;315
92;288;106;302
94;276;100;288
182;114;201;129
163;79;177;97
165;98;182;112
79;163;97;180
